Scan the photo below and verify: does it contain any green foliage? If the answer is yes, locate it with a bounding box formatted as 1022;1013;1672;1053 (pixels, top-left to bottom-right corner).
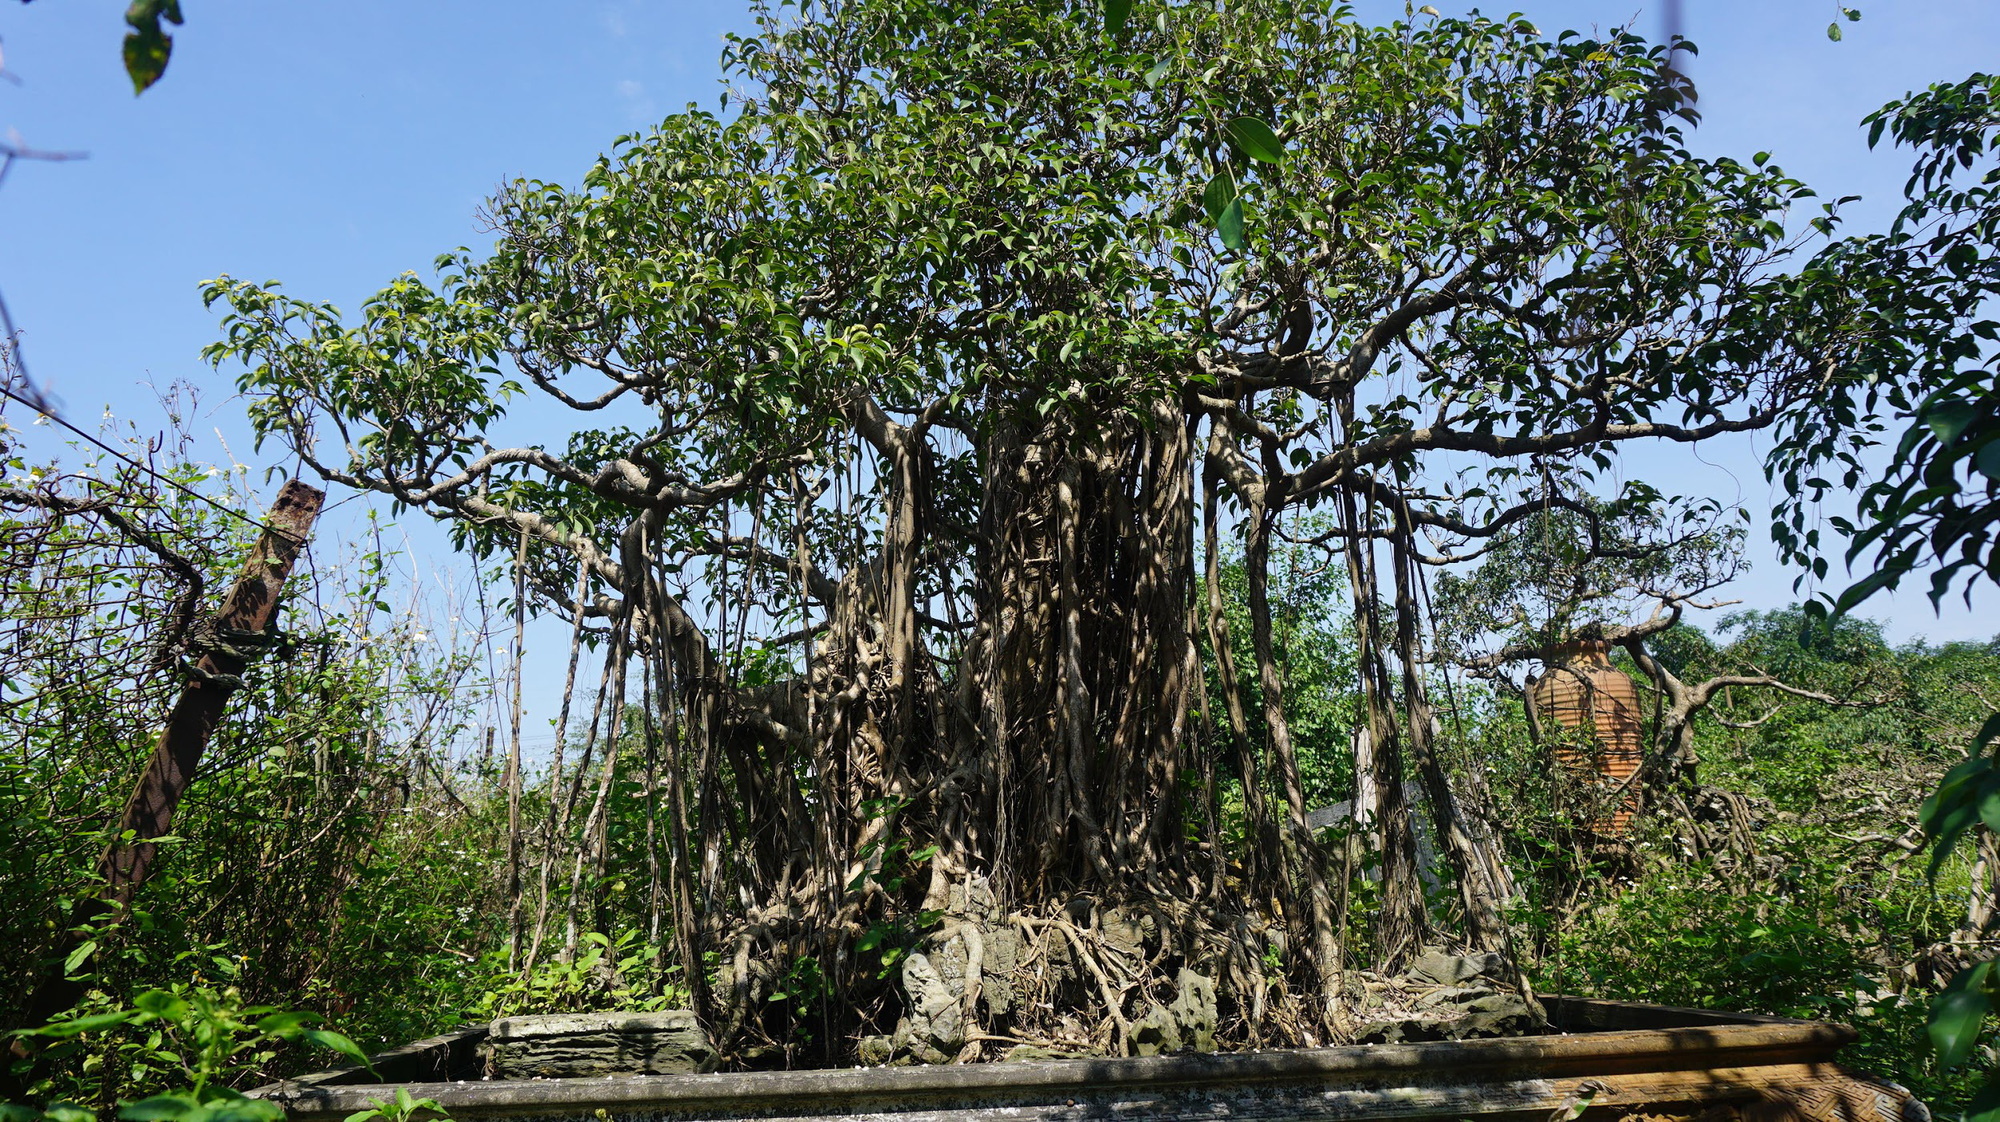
11;0;2000;1096
470;932;689;1023
1203;520;1359;811
1777;73;2000;612
1547;846;1984;1108
6;976;368;1121
0;414;495;1105
1760;69;2000;1116
1430;492;1746;656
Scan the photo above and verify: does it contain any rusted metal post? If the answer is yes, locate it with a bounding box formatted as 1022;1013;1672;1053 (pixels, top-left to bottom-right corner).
98;478;326;906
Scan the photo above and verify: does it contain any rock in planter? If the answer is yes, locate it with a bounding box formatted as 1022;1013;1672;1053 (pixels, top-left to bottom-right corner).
1169;969;1218;1052
1125;1002;1182;1057
892;953;966;1064
485;1010;716;1079
1409;948;1505;987
856;1035;899;1067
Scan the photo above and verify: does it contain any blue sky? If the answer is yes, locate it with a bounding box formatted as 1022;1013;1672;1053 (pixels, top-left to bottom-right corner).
1;2;1995;745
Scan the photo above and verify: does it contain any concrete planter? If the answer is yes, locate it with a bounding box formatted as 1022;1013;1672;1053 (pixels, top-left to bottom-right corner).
253;997;1927;1122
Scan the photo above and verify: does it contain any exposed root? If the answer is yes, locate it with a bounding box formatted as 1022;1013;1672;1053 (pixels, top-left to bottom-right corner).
700;882;1540;1071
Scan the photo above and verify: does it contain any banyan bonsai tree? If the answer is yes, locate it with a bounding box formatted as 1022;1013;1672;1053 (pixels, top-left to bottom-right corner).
203;0;1897;1058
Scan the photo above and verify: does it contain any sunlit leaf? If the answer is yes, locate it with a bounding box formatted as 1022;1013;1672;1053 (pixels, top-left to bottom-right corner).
1225;117;1286;164
1202;172;1236;223
64;939;99;977
118;1096;201;1122
134;990;190;1020
1930;964;1993;1068
255;1010;319;1035
1217;199;1245;250
1925;399;1979;445
305;1028;373;1070
35;1010;136;1037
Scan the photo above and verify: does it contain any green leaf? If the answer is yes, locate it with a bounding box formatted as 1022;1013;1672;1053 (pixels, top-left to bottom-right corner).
1931;963;1993;1068
305;1028;373;1070
255;1010;319;1035
1217;199;1246;251
1202;172;1237;223
43;1107;95;1122
1925;399;1979;445
203;1102;282;1122
134;989;190;1020
1832;565;1898;616
35;1010;136;1037
64;939;99;977
1922;754;1997;875
1143;57;1169;88
1976;438;2000;482
1103;0;1130;38
1225;117;1286;164
1978;711;2000;753
119;1095;201;1121
1826;22;1842;41
1979;782;2000;837
176;1094;280;1122
121;16;173;96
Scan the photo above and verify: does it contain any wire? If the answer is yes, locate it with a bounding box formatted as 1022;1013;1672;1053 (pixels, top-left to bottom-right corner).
0;382;280;535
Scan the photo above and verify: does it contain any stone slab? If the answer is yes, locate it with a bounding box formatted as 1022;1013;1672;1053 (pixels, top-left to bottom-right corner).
485;1010;715;1078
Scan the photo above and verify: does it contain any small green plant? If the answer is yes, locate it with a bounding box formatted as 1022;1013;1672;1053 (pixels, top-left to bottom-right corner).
6;983;370;1121
470;931;689;1021
853;913;942;981
765;954;834;1042
340;1086;451;1122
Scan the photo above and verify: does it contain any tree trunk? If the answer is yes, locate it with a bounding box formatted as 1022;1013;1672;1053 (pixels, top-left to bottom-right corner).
1245;498;1345;1013
1384;513;1526;972
1336;485;1427;970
